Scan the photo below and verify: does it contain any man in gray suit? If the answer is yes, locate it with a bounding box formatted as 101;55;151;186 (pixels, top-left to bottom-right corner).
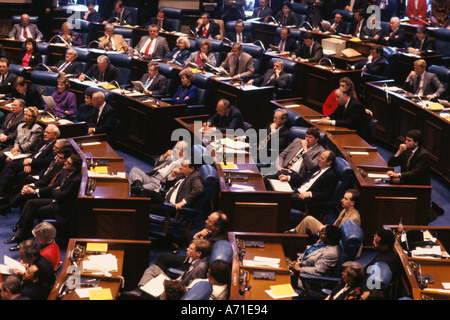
219;42;254;81
129;140;189;197
288;224;342;290
403;59;445;100
8;14;43;41
0;98;25;156
264;127;324;189
131;24;170;60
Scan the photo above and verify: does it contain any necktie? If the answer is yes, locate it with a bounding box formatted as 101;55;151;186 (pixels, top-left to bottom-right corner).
283;15;287;25
354;21;360;36
235;58;240;75
1;74;4;84
98;71;105;82
58;61;69;72
279;39;285;51
48;170;61;187
406;151;414;169
144;77;153;89
258;8;262;17
44;157;57;176
285;149;303;169
23;27;28;39
144;38;154;56
165;177;185;203
203;26;207;37
6;115;16;129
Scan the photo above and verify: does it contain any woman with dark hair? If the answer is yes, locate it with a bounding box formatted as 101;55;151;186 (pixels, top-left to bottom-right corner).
325;261;365;300
48;76;77;118
171;68;198;105
184;40;216;68
74;89;96;122
83;0;102;22
15;38;42;68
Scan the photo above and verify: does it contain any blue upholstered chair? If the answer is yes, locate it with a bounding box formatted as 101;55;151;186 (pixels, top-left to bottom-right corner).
23;42;50;65
156;62;179;98
434;28;450;67
363;46;400;82
86;85;114;104
428;64;450;99
267;57;299;98
159;7;183;31
12;15;38;25
298;220;364;298
149;164;219;238
107;52;134;86
291;3;308;26
29;70;59;103
288;126;327;145
185;72;212;115
124;6;138;26
113;26;134;47
67;18;92;45
73;47;92;73
195;38;223;67
181;281;213;300
9;64;27;77
241;43;264;77
330;9;353;34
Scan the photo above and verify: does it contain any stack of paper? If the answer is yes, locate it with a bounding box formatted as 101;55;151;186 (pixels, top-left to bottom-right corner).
0;255;26;274
140;274;171;298
269;179;293;192
82;253;118;273
243;256;280;268
216;138;249;150
266;283;298;299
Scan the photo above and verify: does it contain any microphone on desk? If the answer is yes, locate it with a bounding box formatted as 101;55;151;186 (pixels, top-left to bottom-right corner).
267;16;279;25
82;73;98;84
109;80;125;95
48;34;72;47
204;62;221;74
253;40;266;52
189;29;199;38
87;40;103;50
37;63;53;73
223;37;234;44
383;83;391;104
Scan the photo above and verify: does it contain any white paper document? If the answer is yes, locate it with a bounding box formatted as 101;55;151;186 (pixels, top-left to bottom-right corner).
140;274;171;298
367;173;390;179
0;255;26;274
243;256;280;268
82;253;118;273
269;179;293;192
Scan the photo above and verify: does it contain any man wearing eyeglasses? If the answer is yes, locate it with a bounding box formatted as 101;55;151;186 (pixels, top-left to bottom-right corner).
53;48;83;77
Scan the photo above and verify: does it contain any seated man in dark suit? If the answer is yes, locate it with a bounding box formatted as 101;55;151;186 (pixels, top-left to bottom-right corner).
203;99;245;133
348;10;366;38
9;76;42;109
327;12;347;34
53;47;83;77
195;13;221;39
225;19;253;43
103;0;133;25
248;59;290;99
381;17;406;48
291;33;323;63
0;58;18;99
387;129;431;185
360;14;383;42
252;0;273;21
349;45;387;81
121;238;212;299
79;55;121;84
403;59;445;100
0;124;60;196
134;61;168;97
8;13;43;41
318;88;371;142
87;91;117;140
275;1;298;26
407;25;436;55
264;127;324;189
280;149;338;218
150;9;173;31
5;154;82;244
270;27;297;53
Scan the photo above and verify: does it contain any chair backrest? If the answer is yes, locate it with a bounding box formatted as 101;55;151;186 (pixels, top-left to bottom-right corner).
366;262;393;291
29;70;59;99
429;64;450;99
73;47;92;73
288;126;327;145
187;164;218;213
284;109;303;127
9;64;26;77
181;281;212;300
381;46;399;78
268;57;298;90
379;21;391;36
193;72;212;106
291;3;308;14
23;42;49;65
159;6;183;31
241;43;264;75
209;240;233;265
157;62;179;95
113;26;134;44
224;20;253;34
107;52;134;86
124;6;138;26
330;156;355;205
192;144;214;165
67;18;92;45
329;220;364;277
86;85;114;104
434;28;450;58
196;38;223;66
12;15;39;25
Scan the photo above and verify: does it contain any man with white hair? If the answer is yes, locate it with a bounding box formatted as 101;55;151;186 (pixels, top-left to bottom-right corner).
8;14;43;40
53;48;83;77
87;91;117;139
381;17;406;48
79;55;121;83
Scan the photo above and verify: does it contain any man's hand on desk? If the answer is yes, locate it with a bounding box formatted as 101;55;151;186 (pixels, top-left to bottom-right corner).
278;174;289;181
78;74;86;82
317;117;332;125
144;89;152;96
426;94;437;100
386;170;400;179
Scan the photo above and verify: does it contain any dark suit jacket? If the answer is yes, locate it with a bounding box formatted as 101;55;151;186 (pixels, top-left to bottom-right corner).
328;21;347;34
107;8;133;25
291;166;338;201
165;171;204;206
252;6;273;18
28;139;57;174
139;72;168;96
207;105;245;132
39;169;82;224
253;69;290;89
54;59;83;76
360;26;384;42
88;103;117;135
167;48;191;64
408;35;436;52
0;111;25;148
15;50;42;68
388;146;431;185
328;96;371;141
0;72;18;95
382;27;406;48
272;36;298;53
150;17;173;31
349;18;366;37
353;56;387;76
275;11;298;26
180;256;209;286
85;63;121;83
9;85;42;109
403;71;445;97
293;42;323;62
196;21;221;39
225;31;254;43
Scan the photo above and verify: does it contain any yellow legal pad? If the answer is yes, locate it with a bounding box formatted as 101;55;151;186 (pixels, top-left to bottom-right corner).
220;162;236;169
90;166;108;174
86;242;108;253
270;283;296;297
89;288;113;300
